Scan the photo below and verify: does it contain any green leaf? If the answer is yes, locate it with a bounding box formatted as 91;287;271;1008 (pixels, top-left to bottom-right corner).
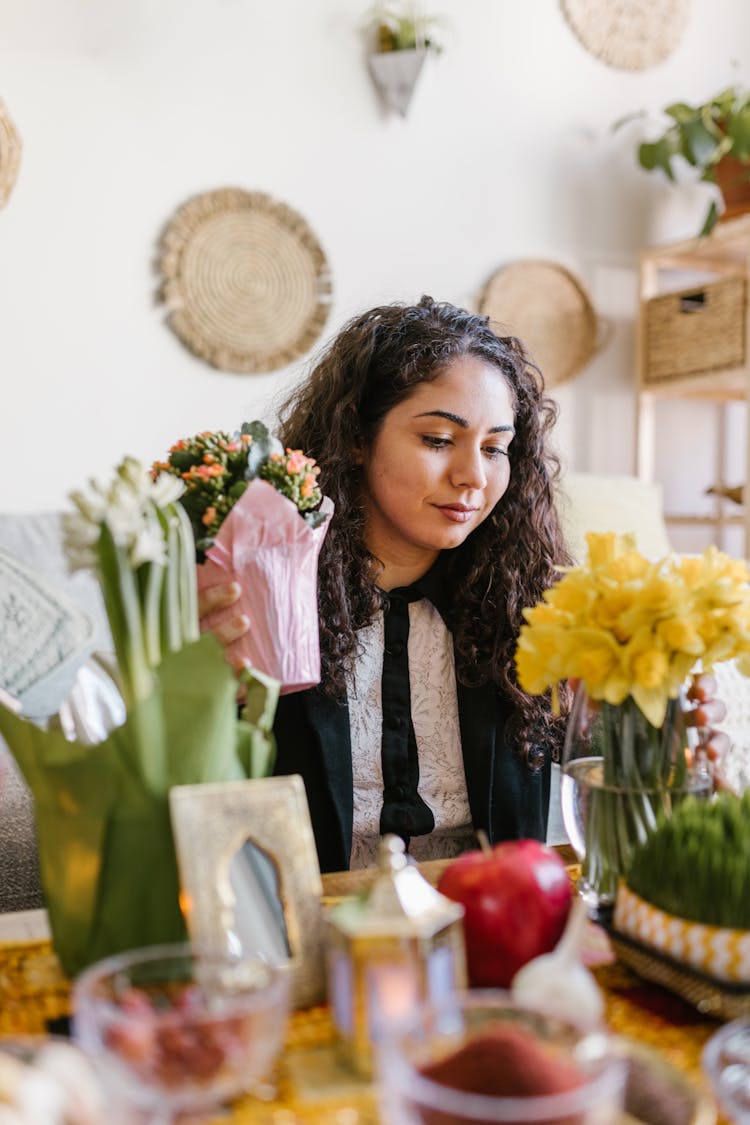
713;86;741;117
140;557;165;669
97;524;153;710
683;115;722;167
303;509;330;530
168;449;196;471
228;479;248;501
727;106;750;160
240;420;284;479
173;502;199;644
611;109;646;132
157;507;182;653
664;102;695;124
638;138;676;180
239;666;280;732
237;666;280;778
700;199;720;237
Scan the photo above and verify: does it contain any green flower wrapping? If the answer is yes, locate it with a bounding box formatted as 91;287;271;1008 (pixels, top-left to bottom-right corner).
0;636;278;977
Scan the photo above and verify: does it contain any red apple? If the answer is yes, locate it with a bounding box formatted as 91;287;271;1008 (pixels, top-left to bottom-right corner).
437;839;572;988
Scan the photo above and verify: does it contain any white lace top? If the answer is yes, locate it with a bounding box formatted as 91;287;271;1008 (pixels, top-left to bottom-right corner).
348;598;475;869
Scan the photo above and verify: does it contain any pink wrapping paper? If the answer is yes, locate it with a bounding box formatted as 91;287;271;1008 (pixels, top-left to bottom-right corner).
197;479;334;694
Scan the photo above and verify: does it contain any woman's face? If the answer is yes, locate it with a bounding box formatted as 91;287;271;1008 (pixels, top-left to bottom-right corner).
360;355;515;585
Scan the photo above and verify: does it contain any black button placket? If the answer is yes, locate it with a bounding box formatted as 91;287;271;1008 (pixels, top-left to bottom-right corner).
379;591;435;847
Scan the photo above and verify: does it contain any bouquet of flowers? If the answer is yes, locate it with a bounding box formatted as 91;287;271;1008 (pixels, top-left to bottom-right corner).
516;532;750;726
154;421;333;694
515;532;750;905
0;458;278;975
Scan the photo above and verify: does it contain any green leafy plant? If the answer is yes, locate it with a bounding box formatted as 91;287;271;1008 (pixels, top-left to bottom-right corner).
626;790;750;929
622;85;750;236
363;3;444;53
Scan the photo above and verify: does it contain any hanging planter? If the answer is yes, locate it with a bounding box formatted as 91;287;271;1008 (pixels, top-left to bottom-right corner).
368;46;430;117
363;3;444;118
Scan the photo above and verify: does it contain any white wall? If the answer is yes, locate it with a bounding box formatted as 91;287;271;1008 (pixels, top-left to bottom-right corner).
1;0;749;553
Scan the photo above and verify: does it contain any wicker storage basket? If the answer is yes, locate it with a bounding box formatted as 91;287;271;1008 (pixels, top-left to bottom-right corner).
644;275;746;384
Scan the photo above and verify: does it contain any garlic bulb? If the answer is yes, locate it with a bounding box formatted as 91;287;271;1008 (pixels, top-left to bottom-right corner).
511;896;605;1031
0;1042;103;1125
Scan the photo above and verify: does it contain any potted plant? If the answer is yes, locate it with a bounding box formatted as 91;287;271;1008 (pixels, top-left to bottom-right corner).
362;3;444;117
364;2;444;54
623;85;750;237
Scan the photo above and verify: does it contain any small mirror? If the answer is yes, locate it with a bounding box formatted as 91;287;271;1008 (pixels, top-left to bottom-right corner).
170;775;325;1008
223;837;291;963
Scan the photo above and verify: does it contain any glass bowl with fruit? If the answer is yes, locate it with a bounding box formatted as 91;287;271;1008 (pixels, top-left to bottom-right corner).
71;942;290;1123
376;990;626;1125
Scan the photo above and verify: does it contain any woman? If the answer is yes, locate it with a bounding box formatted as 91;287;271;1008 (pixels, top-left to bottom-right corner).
200;296;728;871
202;296;566;870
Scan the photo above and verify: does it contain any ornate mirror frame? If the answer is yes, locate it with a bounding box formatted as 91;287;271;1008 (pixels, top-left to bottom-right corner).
169;774;325;1008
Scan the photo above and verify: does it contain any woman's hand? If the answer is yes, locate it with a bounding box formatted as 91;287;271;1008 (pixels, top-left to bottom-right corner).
198;581;250;669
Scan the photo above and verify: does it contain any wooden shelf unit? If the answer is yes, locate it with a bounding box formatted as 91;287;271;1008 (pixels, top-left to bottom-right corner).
635;214;750;556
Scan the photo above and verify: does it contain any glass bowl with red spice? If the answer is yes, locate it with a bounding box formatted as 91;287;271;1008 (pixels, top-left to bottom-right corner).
71;942;290;1123
376;990;626;1125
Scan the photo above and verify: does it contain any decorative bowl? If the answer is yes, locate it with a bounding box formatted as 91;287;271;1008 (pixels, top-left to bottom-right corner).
72;941;290;1120
614;884;750;985
376;989;626;1125
702;1017;750;1124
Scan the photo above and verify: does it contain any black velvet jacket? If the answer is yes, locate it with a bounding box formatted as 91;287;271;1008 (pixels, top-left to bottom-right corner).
271;559;551;873
273;677;551;873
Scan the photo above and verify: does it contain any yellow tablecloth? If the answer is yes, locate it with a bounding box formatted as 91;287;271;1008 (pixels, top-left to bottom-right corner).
0;931;725;1125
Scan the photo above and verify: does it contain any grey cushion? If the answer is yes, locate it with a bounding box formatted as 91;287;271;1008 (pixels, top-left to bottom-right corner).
0;512;110;913
0;513;109;648
0;548;97;719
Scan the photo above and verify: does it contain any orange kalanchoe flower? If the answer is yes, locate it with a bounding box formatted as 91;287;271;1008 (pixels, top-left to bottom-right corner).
152;421;326;563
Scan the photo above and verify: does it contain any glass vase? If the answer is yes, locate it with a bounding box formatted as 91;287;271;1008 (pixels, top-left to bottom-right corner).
560;685;712;917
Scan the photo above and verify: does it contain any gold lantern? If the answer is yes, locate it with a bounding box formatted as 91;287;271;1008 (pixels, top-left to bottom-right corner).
326;834;467;1076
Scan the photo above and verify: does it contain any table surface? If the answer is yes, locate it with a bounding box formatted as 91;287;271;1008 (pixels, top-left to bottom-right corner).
320;844;578;899
0;847;728;1125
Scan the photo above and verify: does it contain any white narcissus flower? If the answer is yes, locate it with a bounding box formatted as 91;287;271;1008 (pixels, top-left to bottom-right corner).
105;484;146;542
150;472;185;508
68;486;107;526
66;459;177;571
63;455;200;710
129;507;167;569
61;512;100;572
116;455;148;494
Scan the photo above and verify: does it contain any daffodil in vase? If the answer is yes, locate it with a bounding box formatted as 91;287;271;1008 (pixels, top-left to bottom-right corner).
515;533;750;913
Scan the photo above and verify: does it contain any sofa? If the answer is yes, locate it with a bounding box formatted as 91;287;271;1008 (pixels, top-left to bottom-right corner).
2;476;748;913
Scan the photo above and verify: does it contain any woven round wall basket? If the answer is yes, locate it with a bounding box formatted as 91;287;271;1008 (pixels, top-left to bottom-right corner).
158;188;332;374
560;0;690;71
478;260;600;389
0;100;22;208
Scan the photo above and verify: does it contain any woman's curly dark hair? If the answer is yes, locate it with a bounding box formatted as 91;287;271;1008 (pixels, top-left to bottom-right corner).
277;296;572;765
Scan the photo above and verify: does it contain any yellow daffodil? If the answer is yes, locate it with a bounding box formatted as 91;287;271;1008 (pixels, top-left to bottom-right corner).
513;531;750;730
546;578;597;618
585;530;636;568
656;615;705;656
